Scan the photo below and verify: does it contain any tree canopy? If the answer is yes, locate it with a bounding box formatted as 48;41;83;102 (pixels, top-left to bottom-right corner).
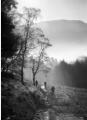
1;0;20;71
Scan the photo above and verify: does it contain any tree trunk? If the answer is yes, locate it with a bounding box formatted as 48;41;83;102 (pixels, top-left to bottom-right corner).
21;55;24;85
33;73;36;86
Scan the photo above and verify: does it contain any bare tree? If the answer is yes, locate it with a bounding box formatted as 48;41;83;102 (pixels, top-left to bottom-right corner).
29;37;52;85
12;7;52;85
15;8;41;84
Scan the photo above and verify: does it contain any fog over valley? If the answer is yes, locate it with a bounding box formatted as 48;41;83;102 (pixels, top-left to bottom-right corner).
37;20;87;62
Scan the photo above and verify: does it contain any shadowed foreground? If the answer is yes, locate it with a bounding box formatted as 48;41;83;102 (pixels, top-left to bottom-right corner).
1;73;87;120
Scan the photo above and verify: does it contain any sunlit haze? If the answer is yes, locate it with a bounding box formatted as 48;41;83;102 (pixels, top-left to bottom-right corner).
17;0;87;22
17;0;87;62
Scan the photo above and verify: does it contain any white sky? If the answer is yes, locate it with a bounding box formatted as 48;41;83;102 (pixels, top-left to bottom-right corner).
47;43;87;62
17;0;87;62
17;0;87;22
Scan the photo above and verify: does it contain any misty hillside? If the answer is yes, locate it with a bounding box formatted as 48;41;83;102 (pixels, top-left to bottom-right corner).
54;59;87;88
17;20;87;44
37;20;87;44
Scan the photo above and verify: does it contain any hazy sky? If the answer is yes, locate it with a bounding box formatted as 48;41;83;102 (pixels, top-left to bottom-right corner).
38;20;87;62
17;0;87;22
17;0;87;62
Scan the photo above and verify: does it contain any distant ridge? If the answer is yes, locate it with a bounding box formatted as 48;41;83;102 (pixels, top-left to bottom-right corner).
37;19;87;44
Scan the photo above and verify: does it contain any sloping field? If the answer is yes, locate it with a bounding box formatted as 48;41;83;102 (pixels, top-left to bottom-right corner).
33;85;87;120
53;85;87;119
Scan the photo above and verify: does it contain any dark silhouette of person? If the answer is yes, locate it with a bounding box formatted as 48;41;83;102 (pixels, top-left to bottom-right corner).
51;86;55;94
44;82;47;89
35;80;38;87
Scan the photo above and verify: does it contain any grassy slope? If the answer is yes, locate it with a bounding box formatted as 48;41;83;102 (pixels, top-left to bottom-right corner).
1;73;87;120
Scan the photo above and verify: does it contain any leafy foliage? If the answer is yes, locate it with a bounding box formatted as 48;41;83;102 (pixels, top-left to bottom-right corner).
1;0;20;72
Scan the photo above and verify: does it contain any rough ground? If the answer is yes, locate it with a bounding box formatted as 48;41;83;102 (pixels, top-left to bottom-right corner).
1;75;87;120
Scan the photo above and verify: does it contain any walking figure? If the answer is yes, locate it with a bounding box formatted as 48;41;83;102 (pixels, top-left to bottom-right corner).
35;80;38;87
51;86;55;94
44;82;47;89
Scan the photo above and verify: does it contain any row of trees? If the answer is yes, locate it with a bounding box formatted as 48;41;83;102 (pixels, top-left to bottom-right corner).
54;58;87;88
1;0;52;85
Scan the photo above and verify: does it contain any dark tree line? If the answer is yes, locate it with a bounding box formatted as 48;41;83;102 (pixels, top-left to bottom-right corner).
54;57;87;88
